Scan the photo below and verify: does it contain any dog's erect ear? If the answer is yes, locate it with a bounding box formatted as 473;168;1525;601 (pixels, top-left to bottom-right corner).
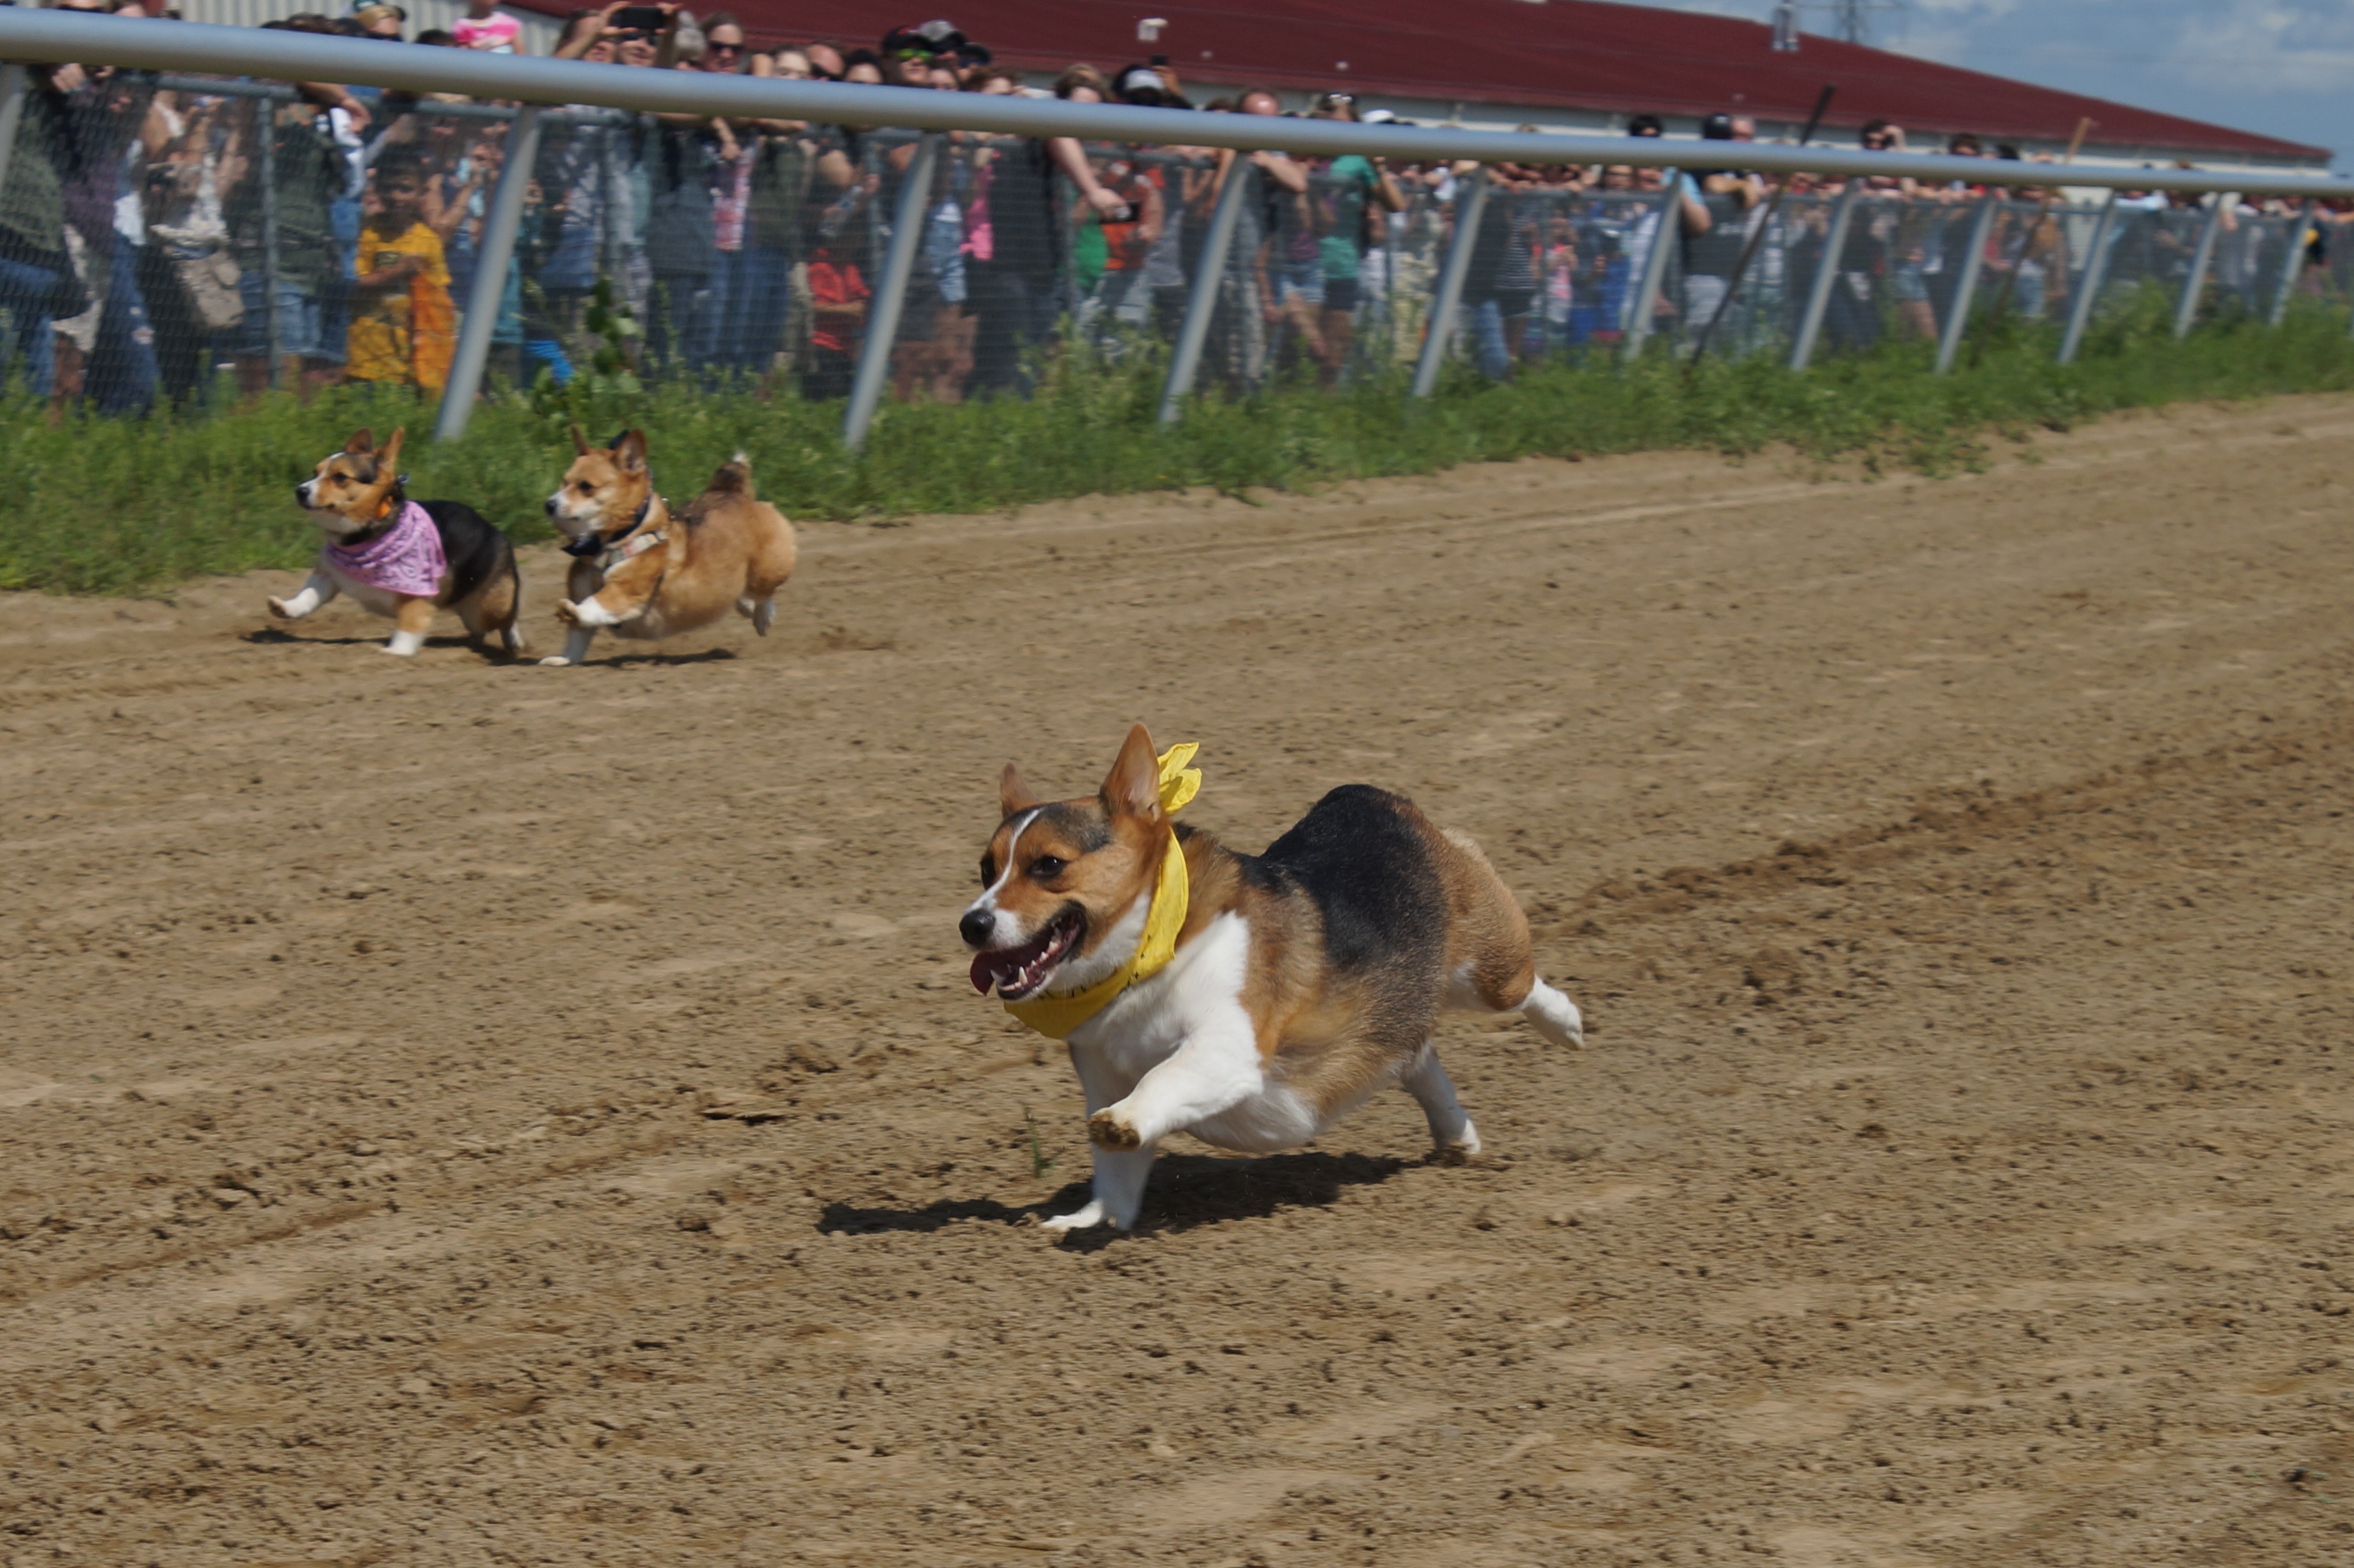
1099;723;1161;821
615;430;649;474
999;762;1039;819
343;427;375;455
379;427;406;474
569;422;591;456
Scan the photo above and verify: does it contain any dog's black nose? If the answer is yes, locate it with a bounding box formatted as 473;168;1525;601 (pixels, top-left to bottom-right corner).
544;496;558;517
292;485;308;507
959;908;995;949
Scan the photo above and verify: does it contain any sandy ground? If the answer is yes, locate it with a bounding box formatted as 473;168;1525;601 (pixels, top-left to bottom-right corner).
1;396;2351;1567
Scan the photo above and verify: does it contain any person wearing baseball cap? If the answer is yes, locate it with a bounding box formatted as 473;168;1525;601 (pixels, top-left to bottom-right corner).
880;19;964;84
349;0;405;37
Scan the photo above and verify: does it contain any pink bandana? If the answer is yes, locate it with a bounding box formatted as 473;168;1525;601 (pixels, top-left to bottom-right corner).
326;501;447;599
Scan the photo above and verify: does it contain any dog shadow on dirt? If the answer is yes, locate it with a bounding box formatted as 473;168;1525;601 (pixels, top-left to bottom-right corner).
817;1149;1407;1249
240;627;739;666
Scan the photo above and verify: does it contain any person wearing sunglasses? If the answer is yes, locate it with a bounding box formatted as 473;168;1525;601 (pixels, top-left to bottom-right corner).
701;12;747;73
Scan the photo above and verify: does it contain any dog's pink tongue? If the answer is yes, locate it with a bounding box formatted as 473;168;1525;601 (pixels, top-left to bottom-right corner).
970;953;999;995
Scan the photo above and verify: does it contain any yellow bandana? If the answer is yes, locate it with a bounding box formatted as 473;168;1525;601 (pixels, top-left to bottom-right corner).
1001;743;1200;1041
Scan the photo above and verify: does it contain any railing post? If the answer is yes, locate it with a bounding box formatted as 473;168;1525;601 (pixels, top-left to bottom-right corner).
258;95;282;390
842;129;938;452
0;65;27;189
1623;176;1682;361
1790;180;1858;372
2057;190;2119;365
2173;193;2229;340
1157;156;1251;425
2267;198;2315;328
1933;193;1997;375
1383;193;1401;365
1411;165;1485;399
434;103;540;442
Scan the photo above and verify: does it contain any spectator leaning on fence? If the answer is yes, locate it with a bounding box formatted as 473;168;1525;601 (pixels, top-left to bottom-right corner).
1304;90;1403;388
1680;112;1759;339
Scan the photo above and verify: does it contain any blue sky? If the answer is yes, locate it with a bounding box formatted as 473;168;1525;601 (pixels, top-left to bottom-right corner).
1639;0;2349;161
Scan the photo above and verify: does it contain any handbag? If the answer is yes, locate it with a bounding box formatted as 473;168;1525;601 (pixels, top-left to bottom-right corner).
174;250;244;331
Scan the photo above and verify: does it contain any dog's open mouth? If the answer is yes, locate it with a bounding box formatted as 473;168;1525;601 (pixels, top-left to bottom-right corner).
970;907;1085;1000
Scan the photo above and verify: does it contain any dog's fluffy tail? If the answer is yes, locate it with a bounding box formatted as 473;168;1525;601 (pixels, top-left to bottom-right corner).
706;451;754;498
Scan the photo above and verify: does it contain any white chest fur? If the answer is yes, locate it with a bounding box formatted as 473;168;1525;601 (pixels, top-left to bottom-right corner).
1066;913;1321;1155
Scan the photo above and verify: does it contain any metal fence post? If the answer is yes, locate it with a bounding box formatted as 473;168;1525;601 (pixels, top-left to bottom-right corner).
842;130;938;451
434;104;540;441
2173;193;2229;340
0;65;27;190
2057;191;2119;365
257;95;282;390
1410;165;1485;399
1375;194;1393;362
1933;193;1997;375
2267;198;2315;327
1156;156;1251;425
1790;180;1858;372
1623;176;1682;361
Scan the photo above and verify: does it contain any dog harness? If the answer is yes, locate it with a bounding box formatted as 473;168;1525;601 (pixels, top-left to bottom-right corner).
563;491;667;569
1001;744;1202;1041
326;499;446;599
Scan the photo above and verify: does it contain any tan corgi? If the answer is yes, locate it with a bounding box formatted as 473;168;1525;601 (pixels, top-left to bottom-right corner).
959;724;1583;1233
539;427;798;667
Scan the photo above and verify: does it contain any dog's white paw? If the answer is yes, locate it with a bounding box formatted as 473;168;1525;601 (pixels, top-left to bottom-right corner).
553;598;581;628
537;655;575;668
1433;1123;1483;1164
752;597;776;636
1087;1110;1143;1152
379;643;418;658
1039;1200;1107;1234
266;596;293;620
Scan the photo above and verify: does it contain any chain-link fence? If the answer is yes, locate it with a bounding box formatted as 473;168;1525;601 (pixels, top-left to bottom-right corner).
1;54;2346;432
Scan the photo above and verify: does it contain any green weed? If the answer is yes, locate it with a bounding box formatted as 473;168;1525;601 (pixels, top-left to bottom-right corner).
3;295;2348;596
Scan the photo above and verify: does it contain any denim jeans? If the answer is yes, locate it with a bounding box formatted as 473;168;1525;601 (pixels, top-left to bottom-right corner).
719;246;793;376
0;253;60;396
87;244;158;416
1469;297;1513;381
645;270;719;377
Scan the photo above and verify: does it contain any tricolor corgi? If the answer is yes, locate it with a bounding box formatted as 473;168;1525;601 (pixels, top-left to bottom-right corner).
959;724;1584;1233
270;426;524;658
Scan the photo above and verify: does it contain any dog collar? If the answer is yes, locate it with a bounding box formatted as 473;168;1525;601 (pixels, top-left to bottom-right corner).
1001;744;1201;1041
339;478;414;548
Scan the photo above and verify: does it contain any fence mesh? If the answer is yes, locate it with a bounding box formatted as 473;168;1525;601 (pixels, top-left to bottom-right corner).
0;62;2344;423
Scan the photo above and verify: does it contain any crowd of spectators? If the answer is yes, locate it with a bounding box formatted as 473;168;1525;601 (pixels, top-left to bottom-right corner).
0;0;2338;416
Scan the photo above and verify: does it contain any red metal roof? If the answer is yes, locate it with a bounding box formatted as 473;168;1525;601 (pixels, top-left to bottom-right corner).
513;0;2328;163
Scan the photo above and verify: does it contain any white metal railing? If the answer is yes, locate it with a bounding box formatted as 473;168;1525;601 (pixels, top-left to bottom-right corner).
2;8;2347;443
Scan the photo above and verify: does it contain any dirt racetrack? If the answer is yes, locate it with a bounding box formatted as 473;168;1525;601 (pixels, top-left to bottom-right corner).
2;394;2351;1568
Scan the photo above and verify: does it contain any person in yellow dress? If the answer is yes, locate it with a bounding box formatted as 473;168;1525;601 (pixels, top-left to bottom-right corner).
345;148;456;393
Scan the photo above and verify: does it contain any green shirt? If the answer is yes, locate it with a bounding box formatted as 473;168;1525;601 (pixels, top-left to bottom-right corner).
1317;154;1377;282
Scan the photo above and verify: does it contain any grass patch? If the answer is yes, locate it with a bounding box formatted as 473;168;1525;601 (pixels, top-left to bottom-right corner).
4;295;2351;596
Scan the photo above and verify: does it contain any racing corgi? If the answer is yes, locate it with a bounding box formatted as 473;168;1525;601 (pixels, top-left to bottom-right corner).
959;725;1584;1233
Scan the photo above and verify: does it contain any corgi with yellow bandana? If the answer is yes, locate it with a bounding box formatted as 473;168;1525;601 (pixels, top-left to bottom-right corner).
960;724;1584;1233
